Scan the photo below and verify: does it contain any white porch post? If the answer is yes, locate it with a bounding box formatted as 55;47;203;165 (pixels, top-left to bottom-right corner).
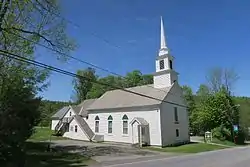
139;125;142;147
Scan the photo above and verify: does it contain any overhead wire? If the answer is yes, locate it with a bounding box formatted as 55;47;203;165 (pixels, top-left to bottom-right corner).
4;30;179;96
0;49;187;108
17;3;177;95
2;3;186;103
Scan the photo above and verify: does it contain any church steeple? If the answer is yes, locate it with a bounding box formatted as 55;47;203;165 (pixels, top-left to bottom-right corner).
153;16;179;88
160;16;167;50
159;16;169;56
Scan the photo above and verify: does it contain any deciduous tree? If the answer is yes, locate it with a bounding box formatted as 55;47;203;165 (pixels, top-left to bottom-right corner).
0;0;75;166
72;68;97;103
206;67;239;94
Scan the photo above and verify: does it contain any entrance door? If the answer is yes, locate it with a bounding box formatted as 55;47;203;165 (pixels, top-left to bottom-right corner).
132;122;139;144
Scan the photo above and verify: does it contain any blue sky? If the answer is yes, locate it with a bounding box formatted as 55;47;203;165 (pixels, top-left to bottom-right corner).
38;0;250;101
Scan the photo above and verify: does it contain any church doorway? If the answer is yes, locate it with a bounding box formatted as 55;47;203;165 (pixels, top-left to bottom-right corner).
132;121;139;144
130;117;150;146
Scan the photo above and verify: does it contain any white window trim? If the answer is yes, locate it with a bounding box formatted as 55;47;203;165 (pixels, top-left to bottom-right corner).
174;107;179;124
122;120;129;136
159;59;164;70
108;120;113;134
95;120;99;133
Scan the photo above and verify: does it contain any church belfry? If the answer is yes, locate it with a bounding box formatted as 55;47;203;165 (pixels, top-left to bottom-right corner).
153;16;179;88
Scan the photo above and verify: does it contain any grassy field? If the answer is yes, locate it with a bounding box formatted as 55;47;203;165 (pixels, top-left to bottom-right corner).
146;142;227;153
29;127;65;141
211;138;237;147
24;142;93;167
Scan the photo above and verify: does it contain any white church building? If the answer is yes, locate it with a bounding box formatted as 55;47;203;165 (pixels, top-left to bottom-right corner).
51;17;190;147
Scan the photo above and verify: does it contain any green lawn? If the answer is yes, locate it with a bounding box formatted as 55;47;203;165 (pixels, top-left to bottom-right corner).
29;127;65;141
24;142;93;167
146;142;227;153
211;138;237;147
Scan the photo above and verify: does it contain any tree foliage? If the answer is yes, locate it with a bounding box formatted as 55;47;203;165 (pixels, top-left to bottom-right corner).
182;85;197;134
72;68;97;103
206;67;239;93
0;0;75;166
0;69;41;166
73;69;153;100
0;0;75;57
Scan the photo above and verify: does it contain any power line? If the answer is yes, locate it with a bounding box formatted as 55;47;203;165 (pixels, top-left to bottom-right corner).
5;30;172;95
42;5;121;49
0;49;187;108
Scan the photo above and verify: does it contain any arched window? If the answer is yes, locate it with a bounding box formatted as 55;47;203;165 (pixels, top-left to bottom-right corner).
69;111;72;116
108;115;113;133
122;115;128;134
95;116;100;133
74;125;78;132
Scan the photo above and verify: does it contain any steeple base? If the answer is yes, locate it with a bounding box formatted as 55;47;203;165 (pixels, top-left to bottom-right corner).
153;70;178;88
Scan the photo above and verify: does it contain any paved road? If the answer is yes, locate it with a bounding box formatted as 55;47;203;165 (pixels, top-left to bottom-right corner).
102;146;250;167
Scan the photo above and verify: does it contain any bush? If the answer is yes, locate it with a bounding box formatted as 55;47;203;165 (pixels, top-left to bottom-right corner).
212;126;231;141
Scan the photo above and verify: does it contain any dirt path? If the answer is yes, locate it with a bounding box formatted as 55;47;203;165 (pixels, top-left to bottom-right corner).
49;140;179;166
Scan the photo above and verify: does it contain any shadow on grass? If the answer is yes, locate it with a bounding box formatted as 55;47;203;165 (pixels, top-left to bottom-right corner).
24;142;91;167
161;141;198;148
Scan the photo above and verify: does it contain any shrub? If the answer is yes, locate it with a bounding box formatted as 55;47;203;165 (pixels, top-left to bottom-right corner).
212;126;231;141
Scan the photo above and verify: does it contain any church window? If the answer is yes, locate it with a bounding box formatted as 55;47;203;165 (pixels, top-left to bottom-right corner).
174;107;179;123
159;60;164;70
122;115;128;134
69;111;72;116
176;129;179;137
95;116;100;133
74;125;78;132
169;60;173;69
108;115;113;133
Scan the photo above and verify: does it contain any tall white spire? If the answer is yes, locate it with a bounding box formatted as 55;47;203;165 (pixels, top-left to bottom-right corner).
154;16;178;88
160;16;167;50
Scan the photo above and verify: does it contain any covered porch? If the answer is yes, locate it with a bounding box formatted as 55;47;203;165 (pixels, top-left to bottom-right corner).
130;117;150;147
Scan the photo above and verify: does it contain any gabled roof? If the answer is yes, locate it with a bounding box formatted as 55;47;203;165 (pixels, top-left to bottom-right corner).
70;105;82;115
78;99;97;116
130;117;149;125
51;106;70;120
51;99;97;120
87;84;173;111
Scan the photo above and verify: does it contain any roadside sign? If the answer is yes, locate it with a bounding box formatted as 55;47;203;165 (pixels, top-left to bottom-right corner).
233;125;238;132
